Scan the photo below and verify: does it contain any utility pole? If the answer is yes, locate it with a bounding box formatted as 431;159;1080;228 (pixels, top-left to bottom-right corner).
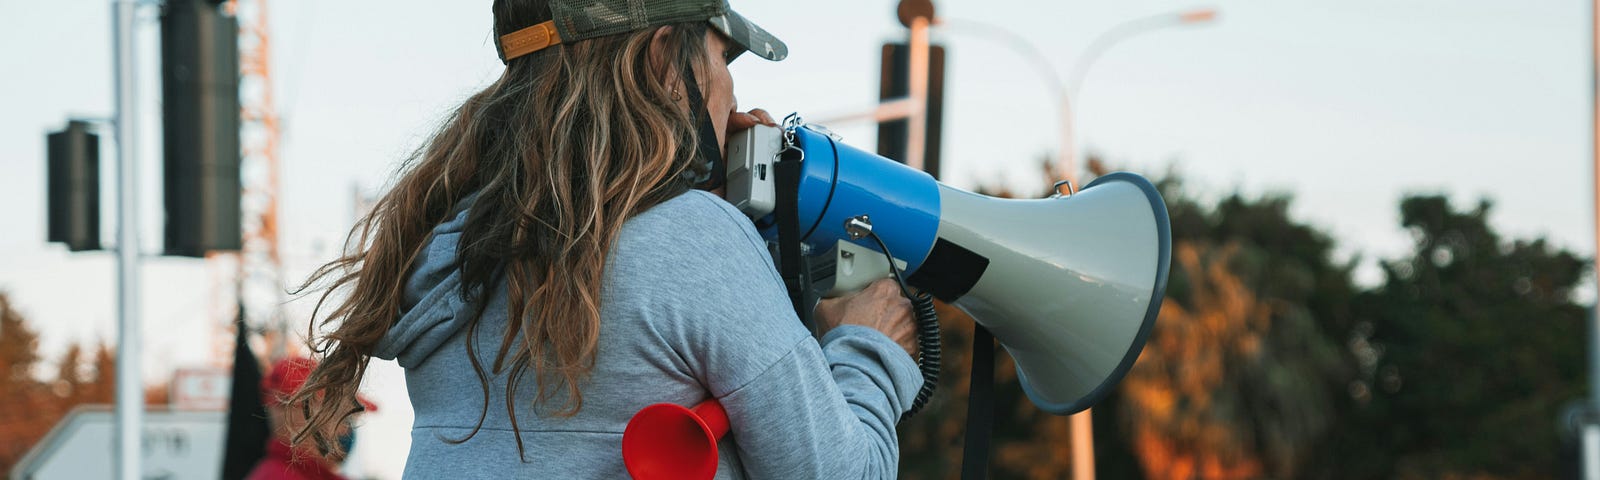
880;0;941;175
1587;0;1600;478
111;0;143;477
906;13;931;172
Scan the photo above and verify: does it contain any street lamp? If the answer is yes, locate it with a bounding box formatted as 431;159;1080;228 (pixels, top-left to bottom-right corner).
934;9;1215;480
936;7;1217;184
1061;8;1216;183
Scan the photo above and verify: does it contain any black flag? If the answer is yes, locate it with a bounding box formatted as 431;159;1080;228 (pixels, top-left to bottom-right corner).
220;303;269;479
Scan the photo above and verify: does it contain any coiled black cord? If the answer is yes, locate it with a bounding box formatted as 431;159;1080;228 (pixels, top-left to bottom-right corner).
859;231;942;422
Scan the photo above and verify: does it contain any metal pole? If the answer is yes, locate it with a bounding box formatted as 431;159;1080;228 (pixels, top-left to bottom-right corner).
1059;95;1076;184
1058;9;1216;184
906;15;931;171
812;98;920;126
1585;425;1600;480
1587;310;1600;480
112;0;143;478
1587;1;1600;478
1590;0;1599;407
1070;410;1095;480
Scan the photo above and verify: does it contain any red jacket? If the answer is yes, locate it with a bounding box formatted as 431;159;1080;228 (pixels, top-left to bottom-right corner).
245;440;347;480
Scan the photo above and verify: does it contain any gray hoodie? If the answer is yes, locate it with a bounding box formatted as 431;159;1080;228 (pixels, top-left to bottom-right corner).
372;189;923;478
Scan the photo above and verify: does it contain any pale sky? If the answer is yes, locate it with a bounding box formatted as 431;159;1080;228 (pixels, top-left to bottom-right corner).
1;1;1593;478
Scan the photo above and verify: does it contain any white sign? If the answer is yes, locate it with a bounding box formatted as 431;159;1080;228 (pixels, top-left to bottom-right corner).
11;406;226;480
171;368;232;411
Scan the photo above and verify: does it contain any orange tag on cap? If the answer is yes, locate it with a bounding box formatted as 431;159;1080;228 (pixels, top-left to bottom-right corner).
501;20;563;61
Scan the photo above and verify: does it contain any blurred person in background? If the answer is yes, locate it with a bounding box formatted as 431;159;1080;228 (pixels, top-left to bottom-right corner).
287;0;923;478
249;357;376;480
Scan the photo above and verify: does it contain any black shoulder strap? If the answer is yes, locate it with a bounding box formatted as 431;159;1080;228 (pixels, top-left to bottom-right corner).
961;325;995;479
681;67;727;191
773;146;810;325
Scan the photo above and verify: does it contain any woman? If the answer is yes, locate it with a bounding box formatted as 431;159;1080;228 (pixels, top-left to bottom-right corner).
293;0;921;477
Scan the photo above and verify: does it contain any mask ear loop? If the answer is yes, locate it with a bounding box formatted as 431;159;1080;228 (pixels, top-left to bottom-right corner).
680;65;727;191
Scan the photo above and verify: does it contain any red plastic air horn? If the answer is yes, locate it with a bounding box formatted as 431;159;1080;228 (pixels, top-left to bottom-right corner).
621;399;729;480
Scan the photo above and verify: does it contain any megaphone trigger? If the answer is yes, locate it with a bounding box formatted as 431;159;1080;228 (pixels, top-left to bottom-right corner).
815;240;908;298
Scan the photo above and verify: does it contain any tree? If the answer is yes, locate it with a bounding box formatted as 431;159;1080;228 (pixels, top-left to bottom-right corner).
85;342;117;403
897;163;1585;479
0;291;42;388
1343;195;1588;479
0;291;52;473
0;292;149;474
55;344;85;403
899;162;1360;479
1105;169;1359;480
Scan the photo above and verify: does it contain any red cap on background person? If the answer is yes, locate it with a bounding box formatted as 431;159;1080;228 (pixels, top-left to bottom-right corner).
261;357;378;412
248;357;375;480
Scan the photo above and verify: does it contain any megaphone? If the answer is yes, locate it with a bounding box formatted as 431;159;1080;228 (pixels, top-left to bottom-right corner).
726;121;1172;413
622;118;1170;478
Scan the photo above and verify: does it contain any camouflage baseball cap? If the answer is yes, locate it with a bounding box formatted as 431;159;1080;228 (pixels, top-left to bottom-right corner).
497;0;787;63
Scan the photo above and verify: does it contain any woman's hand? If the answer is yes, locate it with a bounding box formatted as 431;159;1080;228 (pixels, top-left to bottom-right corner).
711;108;778;199
726;108;778;138
814;279;918;359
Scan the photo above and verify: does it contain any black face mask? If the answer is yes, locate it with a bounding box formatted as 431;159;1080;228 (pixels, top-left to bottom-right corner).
681;66;727;191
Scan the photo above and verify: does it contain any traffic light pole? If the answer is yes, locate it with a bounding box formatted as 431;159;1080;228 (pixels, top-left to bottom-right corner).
112;0;144;478
906;16;930;172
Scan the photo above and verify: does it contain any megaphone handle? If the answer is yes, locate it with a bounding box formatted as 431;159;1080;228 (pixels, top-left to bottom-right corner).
692;399;731;440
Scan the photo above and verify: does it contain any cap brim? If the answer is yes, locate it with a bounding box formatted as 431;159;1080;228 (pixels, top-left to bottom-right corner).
708;10;787;62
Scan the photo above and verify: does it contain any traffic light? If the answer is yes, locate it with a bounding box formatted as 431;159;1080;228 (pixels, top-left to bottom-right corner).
161;0;241;257
876;43;947;179
47;120;102;252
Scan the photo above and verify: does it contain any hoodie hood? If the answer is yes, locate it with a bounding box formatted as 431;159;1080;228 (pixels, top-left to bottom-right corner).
372;194;479;368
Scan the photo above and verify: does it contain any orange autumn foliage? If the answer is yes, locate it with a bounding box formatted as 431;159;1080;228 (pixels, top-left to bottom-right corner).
0;292;168;474
1119;243;1273;479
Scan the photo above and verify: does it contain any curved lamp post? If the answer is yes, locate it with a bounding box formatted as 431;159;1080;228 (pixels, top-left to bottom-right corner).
936;8;1217;184
934;9;1215;480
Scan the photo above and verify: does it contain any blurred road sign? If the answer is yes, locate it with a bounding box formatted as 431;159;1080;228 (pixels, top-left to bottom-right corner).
11;406;225;480
172;367;231;411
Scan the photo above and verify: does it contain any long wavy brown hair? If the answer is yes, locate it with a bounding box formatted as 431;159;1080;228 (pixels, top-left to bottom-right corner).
287;0;715;457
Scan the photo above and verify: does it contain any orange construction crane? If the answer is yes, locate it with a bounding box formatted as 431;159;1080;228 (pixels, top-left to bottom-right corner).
211;0;289;366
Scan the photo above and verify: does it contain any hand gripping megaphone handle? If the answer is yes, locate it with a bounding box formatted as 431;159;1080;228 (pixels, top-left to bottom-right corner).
621;399;730;480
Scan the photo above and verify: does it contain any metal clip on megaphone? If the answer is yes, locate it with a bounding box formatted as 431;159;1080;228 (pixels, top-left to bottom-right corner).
622;115;1172;480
